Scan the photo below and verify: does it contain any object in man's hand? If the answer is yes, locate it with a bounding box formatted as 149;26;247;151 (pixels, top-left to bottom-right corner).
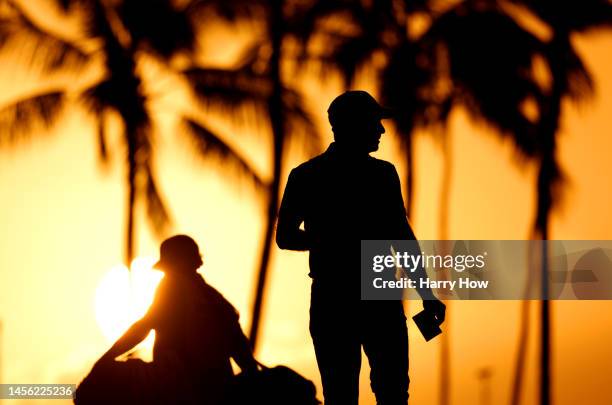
412;309;442;342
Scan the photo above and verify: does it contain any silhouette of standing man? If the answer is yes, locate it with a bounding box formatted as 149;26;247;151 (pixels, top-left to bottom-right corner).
276;91;445;405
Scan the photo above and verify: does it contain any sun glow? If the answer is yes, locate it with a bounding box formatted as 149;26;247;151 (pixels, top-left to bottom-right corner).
94;257;164;356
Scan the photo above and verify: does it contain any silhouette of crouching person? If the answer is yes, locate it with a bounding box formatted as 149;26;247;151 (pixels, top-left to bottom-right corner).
93;235;257;405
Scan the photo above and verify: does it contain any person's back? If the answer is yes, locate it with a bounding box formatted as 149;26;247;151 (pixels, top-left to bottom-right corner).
149;272;240;384
89;235;257;405
286;144;411;285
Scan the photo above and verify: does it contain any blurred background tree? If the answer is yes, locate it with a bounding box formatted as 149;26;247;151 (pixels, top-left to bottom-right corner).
0;0;266;268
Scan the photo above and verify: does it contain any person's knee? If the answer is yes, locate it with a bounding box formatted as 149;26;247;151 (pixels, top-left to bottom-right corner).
322;384;359;405
371;382;408;405
370;370;409;405
316;353;361;405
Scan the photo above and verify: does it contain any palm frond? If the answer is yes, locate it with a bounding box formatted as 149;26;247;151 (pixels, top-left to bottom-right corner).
424;5;546;157
183;66;270;127
0;2;89;72
145;162;171;237
380;40;433;138
96;111;110;166
80;75;145;116
0;90;65;143
80;80;119;168
292;0;399;84
544;38;594;102
55;0;72;12
513;0;612;33
287;0;354;47
185;0;265;23
282;87;320;156
322;33;382;87
79;79;117;113
185;67;269;103
181;117;267;192
79;0;109;40
117;0;196;60
52;0;89;12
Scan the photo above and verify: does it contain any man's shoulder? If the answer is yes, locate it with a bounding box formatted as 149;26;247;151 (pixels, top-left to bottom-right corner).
200;282;239;319
289;151;398;179
294;153;328;171
368;156;396;171
367;156;399;180
289;153;328;180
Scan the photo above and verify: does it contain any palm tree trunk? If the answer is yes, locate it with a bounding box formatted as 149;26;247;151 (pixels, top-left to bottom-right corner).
439;132;452;405
512;28;565;402
439;303;451;405
511;114;558;405
540;236;551;405
249;141;282;350
537;155;556;405
249;0;285;351
405;135;415;218
510;299;530;405
125;136;137;267
91;0;139;269
536;32;565;405
402;137;414;317
510;232;539;405
508;29;567;405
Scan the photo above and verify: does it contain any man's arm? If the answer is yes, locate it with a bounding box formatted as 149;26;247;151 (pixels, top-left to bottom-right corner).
276;169;309;251
386;165;434;299
97;317;152;363
219;300;257;372
96;282;167;364
387;165;445;321
231;328;258;373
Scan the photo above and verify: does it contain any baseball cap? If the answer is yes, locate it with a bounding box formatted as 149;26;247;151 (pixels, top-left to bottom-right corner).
153;235;202;271
327;90;393;128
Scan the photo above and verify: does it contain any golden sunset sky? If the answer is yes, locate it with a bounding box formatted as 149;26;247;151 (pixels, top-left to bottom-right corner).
1;3;612;404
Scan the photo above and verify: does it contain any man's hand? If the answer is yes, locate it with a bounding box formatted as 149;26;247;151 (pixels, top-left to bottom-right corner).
423;299;446;324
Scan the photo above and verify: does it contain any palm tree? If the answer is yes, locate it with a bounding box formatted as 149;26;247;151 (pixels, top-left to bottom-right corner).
0;0;88;140
414;6;544;405
415;3;612;405
0;0;265;267
180;0;319;350
389;6;543;404
507;2;612;404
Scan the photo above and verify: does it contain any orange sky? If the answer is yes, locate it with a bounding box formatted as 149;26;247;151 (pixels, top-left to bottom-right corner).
0;8;612;405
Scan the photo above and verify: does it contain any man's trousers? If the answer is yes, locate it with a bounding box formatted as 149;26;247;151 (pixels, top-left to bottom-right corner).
309;282;409;405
